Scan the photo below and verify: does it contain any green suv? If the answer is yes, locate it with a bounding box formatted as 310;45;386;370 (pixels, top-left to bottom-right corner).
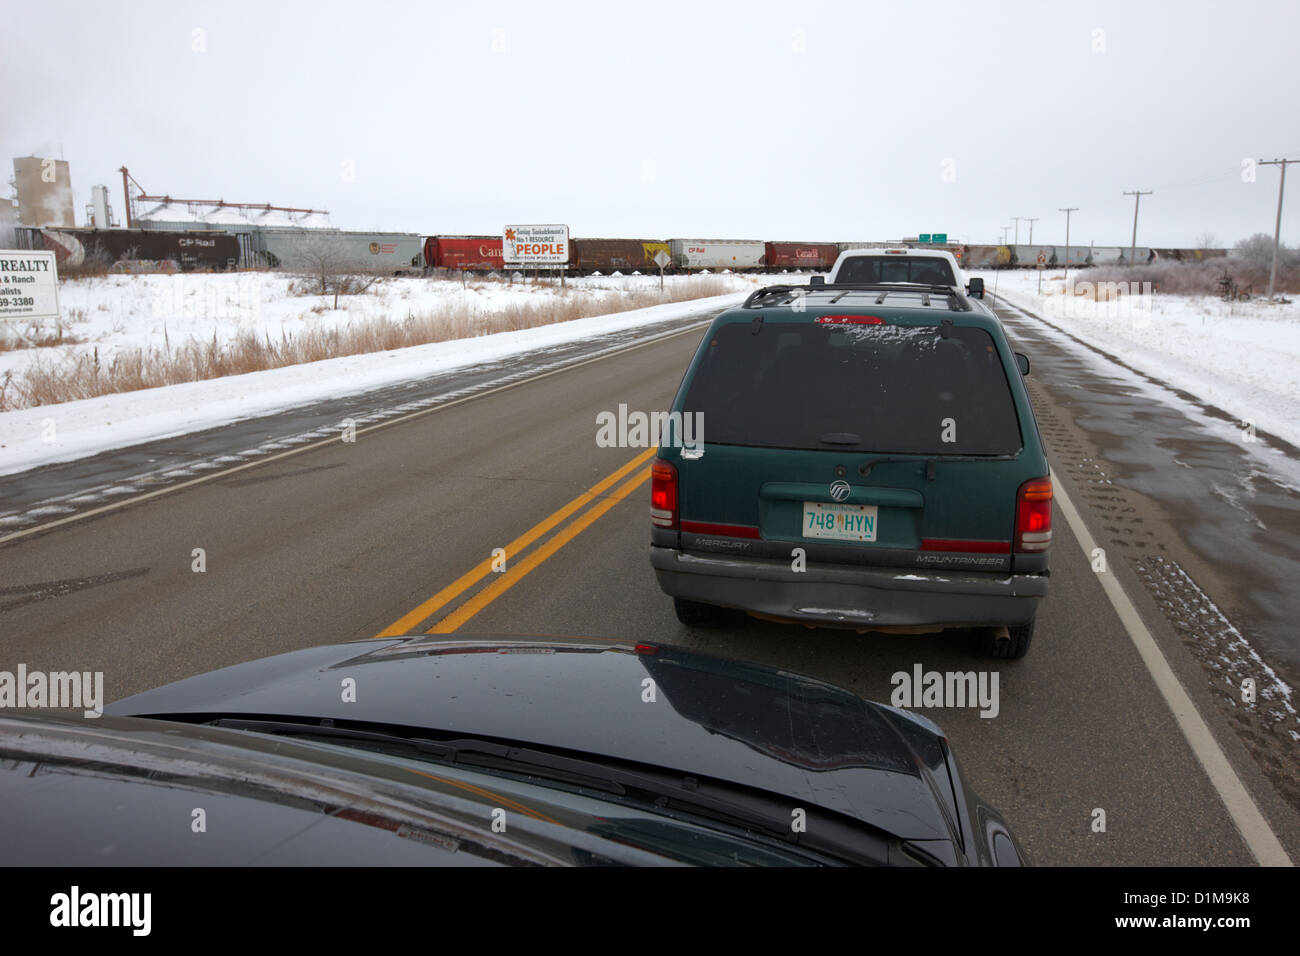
650;282;1052;658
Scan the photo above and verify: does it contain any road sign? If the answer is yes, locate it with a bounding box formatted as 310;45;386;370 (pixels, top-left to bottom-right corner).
933;233;947;243
1037;253;1046;264
0;250;60;322
918;234;931;243
503;224;569;266
653;249;670;290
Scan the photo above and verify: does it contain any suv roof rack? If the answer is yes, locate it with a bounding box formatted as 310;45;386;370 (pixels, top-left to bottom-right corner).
742;283;971;312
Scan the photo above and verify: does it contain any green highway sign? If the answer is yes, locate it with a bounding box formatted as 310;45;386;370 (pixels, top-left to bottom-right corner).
919;234;931;243
933;233;947;243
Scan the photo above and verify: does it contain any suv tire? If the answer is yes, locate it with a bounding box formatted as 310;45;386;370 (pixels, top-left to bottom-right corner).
673;598;736;629
979;619;1034;659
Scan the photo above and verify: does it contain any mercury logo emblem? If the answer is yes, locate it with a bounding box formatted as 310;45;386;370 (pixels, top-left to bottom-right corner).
829;480;851;502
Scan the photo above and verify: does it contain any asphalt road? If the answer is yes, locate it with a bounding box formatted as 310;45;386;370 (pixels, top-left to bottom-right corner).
1;298;1297;866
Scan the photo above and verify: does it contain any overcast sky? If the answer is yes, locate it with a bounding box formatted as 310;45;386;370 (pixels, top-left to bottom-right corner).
4;0;1298;247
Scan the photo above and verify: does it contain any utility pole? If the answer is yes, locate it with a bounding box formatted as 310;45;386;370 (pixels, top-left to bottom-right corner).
1025;217;1038;245
1000;225;1011;245
1012;216;1024;247
1123;190;1152;267
1259;159;1297;300
1059;207;1078;281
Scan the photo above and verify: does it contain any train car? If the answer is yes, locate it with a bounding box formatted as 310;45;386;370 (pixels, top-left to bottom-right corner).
959;245;1008;269
836;241;896;254
424;235;504;271
763;241;838;271
669;239;765;272
1152;247;1228;262
570;238;669;274
257;229;423;272
19;227;239;271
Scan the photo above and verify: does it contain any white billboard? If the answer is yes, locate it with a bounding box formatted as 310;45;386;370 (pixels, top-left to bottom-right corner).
503;224;569;266
0;250;59;321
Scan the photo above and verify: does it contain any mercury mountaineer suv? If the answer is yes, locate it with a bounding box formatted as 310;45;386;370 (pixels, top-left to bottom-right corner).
650;280;1050;658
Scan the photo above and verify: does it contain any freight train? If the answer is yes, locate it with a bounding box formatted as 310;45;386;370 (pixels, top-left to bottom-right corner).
13;225;1226;277
421;237;849;274
957;244;1229;269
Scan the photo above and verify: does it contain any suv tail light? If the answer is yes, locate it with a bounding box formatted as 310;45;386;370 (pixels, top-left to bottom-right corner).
1015;477;1053;552
651;459;678;529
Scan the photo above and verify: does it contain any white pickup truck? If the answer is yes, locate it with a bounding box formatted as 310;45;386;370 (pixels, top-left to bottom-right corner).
817;247;985;299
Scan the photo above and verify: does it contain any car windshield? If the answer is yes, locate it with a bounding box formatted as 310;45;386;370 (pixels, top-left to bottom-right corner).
681;321;1022;454
838;256;956;285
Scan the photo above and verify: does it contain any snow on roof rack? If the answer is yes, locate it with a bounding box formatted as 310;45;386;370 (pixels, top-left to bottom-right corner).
742;283;970;311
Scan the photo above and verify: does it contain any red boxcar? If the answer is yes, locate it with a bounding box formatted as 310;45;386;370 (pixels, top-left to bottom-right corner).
424;236;504;271
763;241;839;271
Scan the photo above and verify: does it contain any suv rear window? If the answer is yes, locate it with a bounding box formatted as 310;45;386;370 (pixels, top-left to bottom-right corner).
681;322;1022;455
837;256;956;285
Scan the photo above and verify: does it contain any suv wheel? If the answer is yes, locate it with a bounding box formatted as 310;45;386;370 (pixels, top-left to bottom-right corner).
673;598;736;629
978;619;1034;659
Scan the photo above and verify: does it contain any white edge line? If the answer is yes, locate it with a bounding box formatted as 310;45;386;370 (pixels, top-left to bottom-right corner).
1052;468;1292;866
0;318;714;547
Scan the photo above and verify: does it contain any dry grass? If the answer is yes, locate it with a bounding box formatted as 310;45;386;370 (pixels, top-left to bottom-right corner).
0;318;84;353
1081;258;1300;297
0;276;737;410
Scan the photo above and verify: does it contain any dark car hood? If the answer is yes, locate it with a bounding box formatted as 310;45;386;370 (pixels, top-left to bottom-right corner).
107;634;959;843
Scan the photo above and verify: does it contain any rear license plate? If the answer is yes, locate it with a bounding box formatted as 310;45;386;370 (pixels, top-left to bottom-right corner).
803;502;878;542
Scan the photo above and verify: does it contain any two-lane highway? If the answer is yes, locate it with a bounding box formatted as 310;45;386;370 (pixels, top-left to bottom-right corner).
1;298;1297;865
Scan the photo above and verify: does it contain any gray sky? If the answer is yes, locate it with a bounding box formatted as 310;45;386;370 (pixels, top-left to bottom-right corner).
4;0;1298;247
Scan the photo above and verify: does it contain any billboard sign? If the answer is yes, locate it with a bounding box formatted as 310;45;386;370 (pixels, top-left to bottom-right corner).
503;224;569;266
0;250;59;321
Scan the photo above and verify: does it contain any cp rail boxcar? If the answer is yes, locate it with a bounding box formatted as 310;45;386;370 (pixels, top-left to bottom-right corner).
425;236;504;271
23;227;239;271
670;239;765;271
571;238;669;274
763;241;838;271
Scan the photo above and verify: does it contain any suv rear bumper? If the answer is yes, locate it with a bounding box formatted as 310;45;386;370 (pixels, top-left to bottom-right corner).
651;546;1047;629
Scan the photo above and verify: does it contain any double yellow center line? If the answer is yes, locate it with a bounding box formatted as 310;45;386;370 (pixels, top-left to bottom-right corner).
373;446;657;637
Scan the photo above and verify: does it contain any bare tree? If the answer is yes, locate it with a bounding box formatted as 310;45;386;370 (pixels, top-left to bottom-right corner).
1194;232;1218;253
294;233;382;308
1234;233;1280;270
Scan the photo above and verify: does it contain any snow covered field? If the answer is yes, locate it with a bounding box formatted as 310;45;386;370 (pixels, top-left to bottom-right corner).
0;270;787;475
976;269;1300;450
0;270;765;391
5;265;1298;476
